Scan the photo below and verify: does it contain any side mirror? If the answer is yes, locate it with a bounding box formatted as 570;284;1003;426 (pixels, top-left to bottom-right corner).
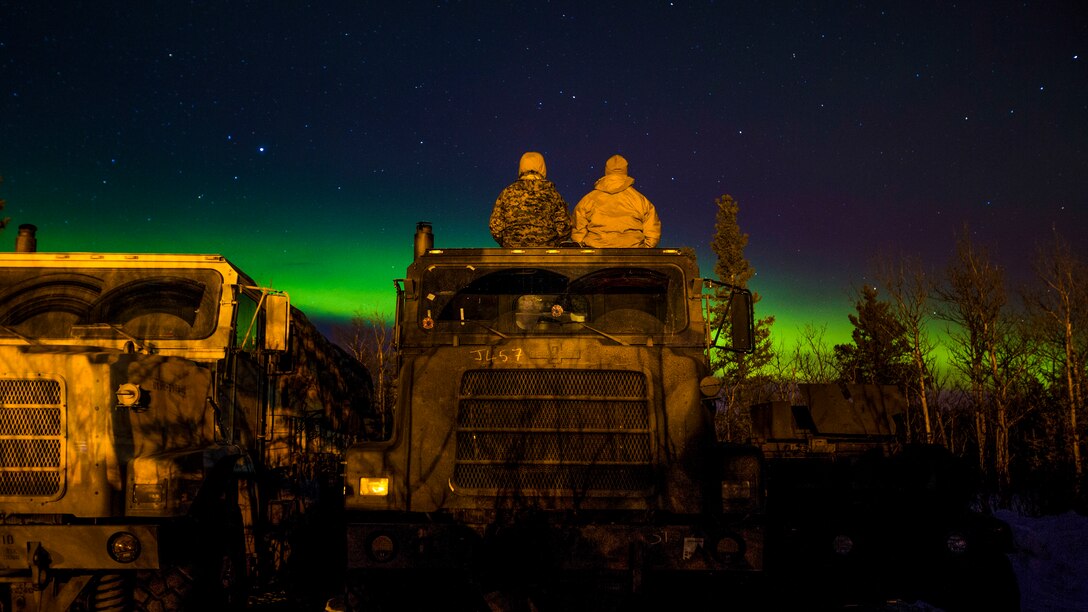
703;279;755;354
728;289;754;353
263;293;290;352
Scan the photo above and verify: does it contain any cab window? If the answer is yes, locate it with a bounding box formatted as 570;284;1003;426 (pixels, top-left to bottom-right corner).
234;290;260;350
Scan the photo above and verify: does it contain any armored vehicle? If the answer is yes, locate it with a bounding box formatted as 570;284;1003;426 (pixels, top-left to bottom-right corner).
0;230;371;611
752;384;1019;611
339;223;758;610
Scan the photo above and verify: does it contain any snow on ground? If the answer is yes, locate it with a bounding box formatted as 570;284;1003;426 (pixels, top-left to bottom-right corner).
996;509;1088;612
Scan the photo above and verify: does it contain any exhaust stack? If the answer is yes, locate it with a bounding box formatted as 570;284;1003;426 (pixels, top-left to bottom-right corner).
414;222;433;260
15;224;37;253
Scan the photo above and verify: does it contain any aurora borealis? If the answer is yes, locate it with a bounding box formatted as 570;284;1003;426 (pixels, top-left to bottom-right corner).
1;3;1085;345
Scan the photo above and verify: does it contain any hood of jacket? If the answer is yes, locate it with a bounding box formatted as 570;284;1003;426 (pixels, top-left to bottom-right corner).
594;155;635;193
518;151;547;178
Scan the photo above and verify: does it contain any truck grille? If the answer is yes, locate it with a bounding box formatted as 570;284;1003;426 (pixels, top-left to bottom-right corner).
454;370;653;494
0;379;64;498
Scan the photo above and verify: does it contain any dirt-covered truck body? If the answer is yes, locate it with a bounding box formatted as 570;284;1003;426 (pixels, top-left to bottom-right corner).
341;225;758;609
752;384;1019;611
0;246;371;611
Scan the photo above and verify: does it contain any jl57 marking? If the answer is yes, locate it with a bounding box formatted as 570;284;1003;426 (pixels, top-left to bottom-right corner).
469;348;523;363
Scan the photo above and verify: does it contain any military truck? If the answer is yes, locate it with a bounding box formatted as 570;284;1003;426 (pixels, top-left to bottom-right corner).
0;227;372;611
751;384;1020;611
339;223;758;610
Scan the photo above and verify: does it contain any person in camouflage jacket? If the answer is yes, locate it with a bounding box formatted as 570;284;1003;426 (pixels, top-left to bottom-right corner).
490;151;572;247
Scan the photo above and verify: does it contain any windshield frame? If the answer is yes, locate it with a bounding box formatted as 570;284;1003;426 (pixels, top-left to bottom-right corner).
0;266;225;342
417;263;689;339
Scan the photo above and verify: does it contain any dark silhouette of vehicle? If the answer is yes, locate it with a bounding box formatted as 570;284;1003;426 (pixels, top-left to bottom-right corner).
752;383;1020;611
336;223;757;611
0;228;371;611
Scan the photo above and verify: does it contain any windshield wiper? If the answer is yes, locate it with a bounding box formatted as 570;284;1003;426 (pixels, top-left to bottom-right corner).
568;321;629;346
455;307;509;338
72;323;151;353
460;320;508;339
0;325;41;345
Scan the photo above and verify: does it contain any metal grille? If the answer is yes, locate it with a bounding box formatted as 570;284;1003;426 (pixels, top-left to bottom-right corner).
454;370;653;494
457;431;650;463
454;465;651;491
458;399;649;430
461;369;646;398
0;379;62;405
0;379;65;498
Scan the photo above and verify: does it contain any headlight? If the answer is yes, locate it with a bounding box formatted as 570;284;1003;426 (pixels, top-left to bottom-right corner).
107;531;142;563
946;532;969;554
128;458;202;516
832;534;854;555
132;483;165;508
368;533;397;563
713;533;746;564
721;480;753;499
359;477;389;496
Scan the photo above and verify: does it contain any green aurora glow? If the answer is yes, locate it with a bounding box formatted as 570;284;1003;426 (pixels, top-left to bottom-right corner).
10;179;858;352
5;2;1081;361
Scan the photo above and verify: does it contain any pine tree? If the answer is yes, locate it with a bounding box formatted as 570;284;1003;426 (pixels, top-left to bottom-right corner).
0;176;10;233
712;195;755;289
834;284;912;387
710;194;776;441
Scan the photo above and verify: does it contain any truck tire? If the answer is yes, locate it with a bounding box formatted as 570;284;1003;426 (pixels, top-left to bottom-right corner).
134;478;250;611
132;540;247;612
190;504;248;608
133;567;193;612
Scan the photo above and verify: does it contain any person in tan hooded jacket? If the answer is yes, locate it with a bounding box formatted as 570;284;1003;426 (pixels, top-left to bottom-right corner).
571;154;661;248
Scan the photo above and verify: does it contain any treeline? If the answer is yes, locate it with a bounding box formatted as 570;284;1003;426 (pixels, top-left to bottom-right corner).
712;194;1087;513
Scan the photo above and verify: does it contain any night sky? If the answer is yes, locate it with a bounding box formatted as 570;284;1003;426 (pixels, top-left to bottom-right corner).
2;2;1085;344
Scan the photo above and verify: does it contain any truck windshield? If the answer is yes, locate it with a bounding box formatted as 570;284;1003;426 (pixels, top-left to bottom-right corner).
420;265;686;335
0;267;223;340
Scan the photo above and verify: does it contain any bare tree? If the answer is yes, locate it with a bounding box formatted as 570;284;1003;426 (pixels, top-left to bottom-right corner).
715;317;777;441
1025;230;1087;496
937;229;1002;481
336;310;397;439
939;384;974;457
936;228;1030;494
761;341;798;405
925;360;953;448
875;255;938;443
790;323;839;384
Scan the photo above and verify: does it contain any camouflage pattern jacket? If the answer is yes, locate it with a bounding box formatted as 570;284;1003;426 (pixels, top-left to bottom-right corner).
489;174;571;247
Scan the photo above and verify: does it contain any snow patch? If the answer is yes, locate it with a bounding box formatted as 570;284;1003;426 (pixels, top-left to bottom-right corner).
996;509;1088;612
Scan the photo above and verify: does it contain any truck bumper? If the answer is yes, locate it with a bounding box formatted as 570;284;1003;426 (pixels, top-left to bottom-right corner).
347;520;762;574
0;524;160;572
